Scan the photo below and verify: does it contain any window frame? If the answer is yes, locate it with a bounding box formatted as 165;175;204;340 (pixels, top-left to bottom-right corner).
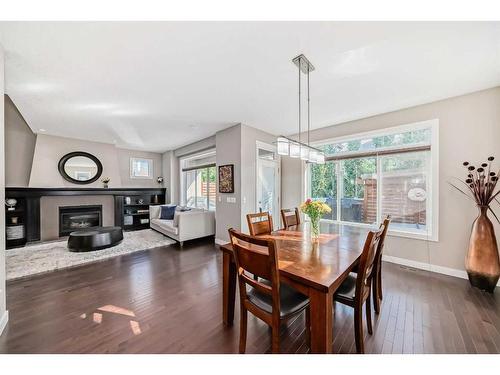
306;119;439;242
180;149;216;211
130;158;153;179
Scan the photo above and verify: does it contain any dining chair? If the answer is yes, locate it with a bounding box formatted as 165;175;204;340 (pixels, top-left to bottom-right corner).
280;207;301;229
228;228;310;354
246;212;274;236
333;225;385;354
373;216;391;314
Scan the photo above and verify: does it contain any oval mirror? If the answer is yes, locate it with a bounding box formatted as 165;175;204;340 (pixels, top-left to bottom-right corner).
58;152;103;184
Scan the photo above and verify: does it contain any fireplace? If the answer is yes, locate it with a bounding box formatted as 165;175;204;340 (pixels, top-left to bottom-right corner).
59;205;103;237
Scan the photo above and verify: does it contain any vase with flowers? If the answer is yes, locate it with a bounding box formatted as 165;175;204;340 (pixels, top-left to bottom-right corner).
300;199;331;240
450;156;500;292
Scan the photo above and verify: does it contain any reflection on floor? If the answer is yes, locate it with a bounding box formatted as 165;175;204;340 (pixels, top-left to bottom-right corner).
1;237;499;354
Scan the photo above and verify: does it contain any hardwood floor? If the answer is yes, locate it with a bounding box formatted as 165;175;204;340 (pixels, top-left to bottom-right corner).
0;237;499;354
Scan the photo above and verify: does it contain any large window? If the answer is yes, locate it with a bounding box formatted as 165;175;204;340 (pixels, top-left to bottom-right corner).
181;150;216;211
307;120;438;240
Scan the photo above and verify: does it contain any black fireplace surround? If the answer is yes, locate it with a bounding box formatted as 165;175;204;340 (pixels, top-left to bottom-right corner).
59;205;103;237
4;187;166;248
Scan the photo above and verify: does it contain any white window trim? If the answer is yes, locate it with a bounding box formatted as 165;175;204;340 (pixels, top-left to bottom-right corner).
179;149;216;210
306;119;439;242
130;158;153;179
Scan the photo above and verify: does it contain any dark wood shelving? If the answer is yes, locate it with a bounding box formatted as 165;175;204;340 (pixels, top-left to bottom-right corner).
5;187;166;247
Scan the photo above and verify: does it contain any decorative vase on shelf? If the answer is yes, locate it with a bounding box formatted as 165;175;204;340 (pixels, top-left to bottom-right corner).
450;156;500;293
465;206;500;292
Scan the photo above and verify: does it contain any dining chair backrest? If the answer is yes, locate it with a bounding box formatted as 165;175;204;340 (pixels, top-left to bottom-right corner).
355;226;385;300
228;228;281;314
281;208;301;229
246;212;274;236
375;216;391;263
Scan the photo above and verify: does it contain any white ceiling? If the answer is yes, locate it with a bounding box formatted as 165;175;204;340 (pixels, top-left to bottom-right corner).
0;22;499;153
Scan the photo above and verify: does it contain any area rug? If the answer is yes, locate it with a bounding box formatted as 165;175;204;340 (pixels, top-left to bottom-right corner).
6;229;176;281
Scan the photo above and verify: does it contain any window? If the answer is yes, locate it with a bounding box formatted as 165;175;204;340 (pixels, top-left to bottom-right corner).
181;150;216;211
130;158;153;179
307;120;438;241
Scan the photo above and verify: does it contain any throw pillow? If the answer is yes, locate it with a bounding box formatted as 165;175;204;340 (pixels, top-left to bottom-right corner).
160;205;176;220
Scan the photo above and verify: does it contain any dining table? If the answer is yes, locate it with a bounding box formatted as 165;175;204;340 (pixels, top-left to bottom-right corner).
219;222;368;354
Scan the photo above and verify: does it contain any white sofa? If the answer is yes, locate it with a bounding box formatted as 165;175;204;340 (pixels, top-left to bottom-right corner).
149;205;215;246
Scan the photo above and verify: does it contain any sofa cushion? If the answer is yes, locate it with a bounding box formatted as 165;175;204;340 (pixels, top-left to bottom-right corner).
151;219;179;235
160;205;176;220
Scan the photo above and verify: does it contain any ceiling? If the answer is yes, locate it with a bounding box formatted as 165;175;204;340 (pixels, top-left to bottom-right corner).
0;22;499;153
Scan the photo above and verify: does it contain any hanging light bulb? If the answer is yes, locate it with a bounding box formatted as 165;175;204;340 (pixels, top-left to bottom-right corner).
277;137;289;156
289;141;301;158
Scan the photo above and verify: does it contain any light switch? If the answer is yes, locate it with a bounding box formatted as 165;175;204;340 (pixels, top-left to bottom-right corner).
226;197;236;203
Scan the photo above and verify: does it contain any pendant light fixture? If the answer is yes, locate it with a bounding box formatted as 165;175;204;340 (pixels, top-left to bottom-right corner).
276;54;325;164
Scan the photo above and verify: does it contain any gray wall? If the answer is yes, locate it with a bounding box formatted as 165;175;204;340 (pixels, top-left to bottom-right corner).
26;134;163;188
0;44;7;335
240;124;279;233
281;86;500;272
117;148;162;188
4;95;36;187
215;124;242;241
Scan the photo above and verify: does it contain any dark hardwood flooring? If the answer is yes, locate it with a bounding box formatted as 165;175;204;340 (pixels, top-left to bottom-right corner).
1;238;499;354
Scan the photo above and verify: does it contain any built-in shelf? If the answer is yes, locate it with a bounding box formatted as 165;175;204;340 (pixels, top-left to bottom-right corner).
5;187;166;248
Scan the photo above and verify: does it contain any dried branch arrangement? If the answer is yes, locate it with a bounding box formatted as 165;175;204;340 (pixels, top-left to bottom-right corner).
449;156;499;223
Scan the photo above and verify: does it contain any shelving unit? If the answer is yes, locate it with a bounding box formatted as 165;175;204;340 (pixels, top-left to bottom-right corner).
5;198;27;249
115;191;166;231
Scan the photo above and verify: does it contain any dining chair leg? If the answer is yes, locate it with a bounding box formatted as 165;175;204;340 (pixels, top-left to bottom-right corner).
305;307;311;346
366;298;373;335
373;277;381;315
239;306;248;354
378;258;383;300
271;326;280;354
354;305;364;354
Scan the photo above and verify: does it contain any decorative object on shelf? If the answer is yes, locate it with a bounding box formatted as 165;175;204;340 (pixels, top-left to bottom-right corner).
5;198;17;211
218;164;234;193
300;199;331;240
6;225;24;240
125;196;131;205
58;151;103;184
449;156;499;292
11;216;19;225
157;176;164;185
124;215;133;226
101;177;110;188
137;198;144;205
275;54;325;164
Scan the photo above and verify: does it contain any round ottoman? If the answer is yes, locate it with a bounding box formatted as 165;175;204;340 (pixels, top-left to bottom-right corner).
68;226;123;252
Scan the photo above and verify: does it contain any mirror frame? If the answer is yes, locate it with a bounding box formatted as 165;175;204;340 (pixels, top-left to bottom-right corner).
58;151;103;185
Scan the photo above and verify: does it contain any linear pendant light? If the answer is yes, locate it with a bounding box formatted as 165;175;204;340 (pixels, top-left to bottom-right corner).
276;54;325;164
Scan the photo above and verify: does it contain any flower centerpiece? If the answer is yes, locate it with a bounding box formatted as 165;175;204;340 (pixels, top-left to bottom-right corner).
101;177;110;189
449;156;499;292
300;199;331;240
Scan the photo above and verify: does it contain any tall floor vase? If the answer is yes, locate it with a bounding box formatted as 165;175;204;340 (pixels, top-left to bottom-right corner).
465;206;500;293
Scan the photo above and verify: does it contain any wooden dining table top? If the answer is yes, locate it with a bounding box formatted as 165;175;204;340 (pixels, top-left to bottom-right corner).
220;223;369;293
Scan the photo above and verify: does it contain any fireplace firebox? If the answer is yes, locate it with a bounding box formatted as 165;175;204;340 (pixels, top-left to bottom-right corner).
59;205;103;237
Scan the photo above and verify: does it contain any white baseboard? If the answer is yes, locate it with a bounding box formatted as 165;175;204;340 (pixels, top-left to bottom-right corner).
382;255;500;287
215;238;227;246
0;310;9;336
